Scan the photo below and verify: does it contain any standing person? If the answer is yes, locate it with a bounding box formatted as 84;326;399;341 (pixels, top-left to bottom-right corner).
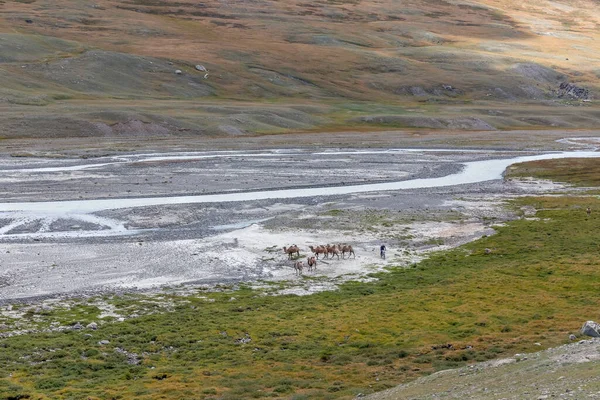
380;244;386;259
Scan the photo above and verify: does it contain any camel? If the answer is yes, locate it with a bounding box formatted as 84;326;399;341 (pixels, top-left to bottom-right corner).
340;244;355;259
309;245;327;259
326;244;340;260
306;256;317;272
293;260;304;275
283;245;300;259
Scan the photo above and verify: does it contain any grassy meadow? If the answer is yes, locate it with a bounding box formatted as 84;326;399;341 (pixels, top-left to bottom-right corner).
507;158;600;188
2;161;600;399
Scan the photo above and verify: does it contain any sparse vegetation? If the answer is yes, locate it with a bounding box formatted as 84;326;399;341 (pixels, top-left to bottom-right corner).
2;191;600;398
1;0;600;397
0;0;598;139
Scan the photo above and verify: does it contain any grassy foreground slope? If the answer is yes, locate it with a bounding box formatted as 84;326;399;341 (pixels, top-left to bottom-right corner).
2;162;600;398
0;0;599;138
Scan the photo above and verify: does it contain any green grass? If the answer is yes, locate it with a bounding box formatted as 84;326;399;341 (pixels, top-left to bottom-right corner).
506;158;600;187
1;194;600;398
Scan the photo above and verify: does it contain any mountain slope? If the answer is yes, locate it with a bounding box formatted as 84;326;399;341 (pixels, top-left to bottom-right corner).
0;0;599;138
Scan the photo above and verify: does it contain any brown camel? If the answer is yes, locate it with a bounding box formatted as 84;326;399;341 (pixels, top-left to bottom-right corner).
340;244;356;259
294;260;304;275
326;244;340;260
306;256;317;272
283;245;300;259
309;245;327;259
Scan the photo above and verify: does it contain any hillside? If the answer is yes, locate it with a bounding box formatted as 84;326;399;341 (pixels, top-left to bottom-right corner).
366;338;600;399
0;0;599;138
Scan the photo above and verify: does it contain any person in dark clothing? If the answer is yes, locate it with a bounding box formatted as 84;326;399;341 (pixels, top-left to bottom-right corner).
380;244;386;259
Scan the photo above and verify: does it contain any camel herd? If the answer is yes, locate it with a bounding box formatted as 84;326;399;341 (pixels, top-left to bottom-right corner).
283;244;356;275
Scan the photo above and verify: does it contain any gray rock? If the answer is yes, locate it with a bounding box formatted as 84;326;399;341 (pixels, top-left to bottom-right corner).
557;82;590;100
72;322;83;330
115;347;141;365
174;69;182;75
235;333;252;344
98;340;110;345
569;334;577;341
86;322;98;330
580;321;600;337
195;64;207;72
409;86;428;97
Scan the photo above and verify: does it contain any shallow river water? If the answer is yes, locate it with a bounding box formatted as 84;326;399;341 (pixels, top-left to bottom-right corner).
1;149;598;214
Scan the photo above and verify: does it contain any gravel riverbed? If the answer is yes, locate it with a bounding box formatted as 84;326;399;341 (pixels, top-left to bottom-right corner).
0;144;590;303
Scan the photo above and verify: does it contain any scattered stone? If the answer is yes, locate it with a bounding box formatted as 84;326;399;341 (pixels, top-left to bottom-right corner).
569;334;577;341
86;322;98;330
83;334;93;338
580;321;600;337
98;340;110;345
484;248;492;254
72;322;83;330
25;19;33;24
115;347;141;365
195;64;207;72
235;333;252;344
174;69;183;75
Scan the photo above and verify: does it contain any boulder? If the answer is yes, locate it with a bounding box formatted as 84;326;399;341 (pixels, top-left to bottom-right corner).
580;321;600;337
174;69;182;75
195;64;207;72
86;322;98;330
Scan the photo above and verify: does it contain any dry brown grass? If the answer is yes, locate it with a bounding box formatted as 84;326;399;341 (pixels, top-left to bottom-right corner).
0;0;599;138
1;0;598;101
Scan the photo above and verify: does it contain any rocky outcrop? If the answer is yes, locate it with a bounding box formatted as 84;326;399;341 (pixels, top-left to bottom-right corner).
556;82;590;100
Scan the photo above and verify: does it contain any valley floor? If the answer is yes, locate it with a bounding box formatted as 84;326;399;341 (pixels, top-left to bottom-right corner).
1;130;598;303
